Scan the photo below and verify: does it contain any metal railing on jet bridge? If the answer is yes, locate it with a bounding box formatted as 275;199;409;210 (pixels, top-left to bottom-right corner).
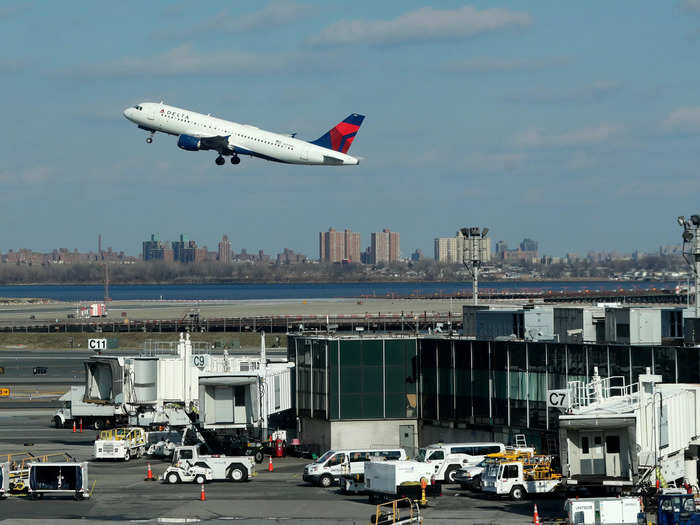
141;339;210;356
567;370;640;414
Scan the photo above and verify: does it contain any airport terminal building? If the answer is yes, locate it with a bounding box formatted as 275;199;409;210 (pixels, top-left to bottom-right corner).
288;328;699;454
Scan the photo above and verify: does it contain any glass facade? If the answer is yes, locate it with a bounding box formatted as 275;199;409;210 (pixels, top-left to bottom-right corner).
290;335;700;435
289;335;418;421
416;339;698;433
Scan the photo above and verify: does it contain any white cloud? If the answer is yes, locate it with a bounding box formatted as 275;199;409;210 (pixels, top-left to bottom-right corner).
662;107;700;134
441;56;569;73
681;0;700;13
68;45;300;77
463;152;527;172
307;5;531;47
153;1;312;39
0;3;31;19
0;166;53;189
506;81;621;103
515;124;624;148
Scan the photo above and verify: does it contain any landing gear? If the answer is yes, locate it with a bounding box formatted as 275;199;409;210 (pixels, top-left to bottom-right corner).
146;131;154;144
215;156;225;166
230;155;240;165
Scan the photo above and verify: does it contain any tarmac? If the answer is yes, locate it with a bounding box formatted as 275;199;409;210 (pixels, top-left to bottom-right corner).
0;409;570;524
0;297;486;324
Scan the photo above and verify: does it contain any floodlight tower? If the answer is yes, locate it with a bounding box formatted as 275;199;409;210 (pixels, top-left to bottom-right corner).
678;215;700;317
461;226;489;305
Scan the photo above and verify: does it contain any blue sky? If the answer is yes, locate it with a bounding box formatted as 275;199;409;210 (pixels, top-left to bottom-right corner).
3;1;700;258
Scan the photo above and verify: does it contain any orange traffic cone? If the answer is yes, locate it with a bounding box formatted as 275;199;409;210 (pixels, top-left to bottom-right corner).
533;504;540;525
79;419;83;433
268;456;274;472
72;420;76;433
199;482;206;501
145;463;154;481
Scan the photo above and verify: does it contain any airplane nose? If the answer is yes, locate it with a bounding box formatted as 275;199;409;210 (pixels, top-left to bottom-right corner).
123;107;134;120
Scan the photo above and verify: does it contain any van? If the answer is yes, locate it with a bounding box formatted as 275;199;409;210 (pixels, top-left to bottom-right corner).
303;448;407;488
416;442;506;483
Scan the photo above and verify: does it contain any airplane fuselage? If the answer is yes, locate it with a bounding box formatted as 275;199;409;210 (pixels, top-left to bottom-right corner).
123;102;361;166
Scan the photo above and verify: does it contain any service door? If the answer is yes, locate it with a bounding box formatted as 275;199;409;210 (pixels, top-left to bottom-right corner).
580;432;605;476
604;434;622;478
399;425;414;458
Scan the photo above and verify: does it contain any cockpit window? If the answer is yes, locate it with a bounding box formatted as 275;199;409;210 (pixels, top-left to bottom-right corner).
133;105;143;111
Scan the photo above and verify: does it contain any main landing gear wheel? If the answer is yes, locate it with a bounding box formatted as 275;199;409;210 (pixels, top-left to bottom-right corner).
215;156;225;166
231;156;240;165
146;137;153;144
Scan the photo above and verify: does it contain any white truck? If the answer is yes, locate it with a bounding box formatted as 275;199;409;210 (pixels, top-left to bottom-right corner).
163;444;255;483
415;442;506;483
564;496;641;524
364;460;442;504
94;427;147;461
53;386;116;430
481;460;562;500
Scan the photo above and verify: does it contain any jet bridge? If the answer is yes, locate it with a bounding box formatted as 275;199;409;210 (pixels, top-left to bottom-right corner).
556;368;700;490
84;357;124;404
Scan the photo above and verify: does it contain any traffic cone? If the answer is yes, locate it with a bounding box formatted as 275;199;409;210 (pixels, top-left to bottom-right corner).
72;420;76;433
533;504;540;525
145;463;154;481
79;419;83;433
199;482;206;501
268;456;274;472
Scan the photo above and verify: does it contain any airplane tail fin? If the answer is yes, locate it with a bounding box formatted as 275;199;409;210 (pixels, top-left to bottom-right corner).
310;113;365;153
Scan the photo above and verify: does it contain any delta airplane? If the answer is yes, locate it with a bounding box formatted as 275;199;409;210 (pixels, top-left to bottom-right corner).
123;102;364;166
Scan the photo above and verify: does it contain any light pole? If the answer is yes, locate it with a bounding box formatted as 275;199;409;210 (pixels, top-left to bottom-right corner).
677;215;700;317
460;226;489;305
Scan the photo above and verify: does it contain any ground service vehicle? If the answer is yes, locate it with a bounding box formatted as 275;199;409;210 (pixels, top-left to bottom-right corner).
364;460;441;504
643;490;700;525
27;462;90;500
454;447;534;490
565;496;641;524
54;386;116;430
0;462;8;498
170;444;255;482
94;427;147;461
162;462;214;485
415;442;506;483
303;448;406;488
481;456;562;500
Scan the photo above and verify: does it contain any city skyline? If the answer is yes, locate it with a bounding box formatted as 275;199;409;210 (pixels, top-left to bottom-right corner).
3;2;700;257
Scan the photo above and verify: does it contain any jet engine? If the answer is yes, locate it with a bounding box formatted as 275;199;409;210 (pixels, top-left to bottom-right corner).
177;134;202;151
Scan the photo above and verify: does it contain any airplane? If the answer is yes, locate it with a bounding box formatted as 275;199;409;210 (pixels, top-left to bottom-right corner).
122;102;364;166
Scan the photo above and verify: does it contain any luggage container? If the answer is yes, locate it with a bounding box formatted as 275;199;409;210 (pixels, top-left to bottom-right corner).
364;460;441;504
27;462;90;500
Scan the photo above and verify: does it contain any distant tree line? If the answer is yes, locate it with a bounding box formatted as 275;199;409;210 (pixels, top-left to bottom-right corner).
0;255;686;285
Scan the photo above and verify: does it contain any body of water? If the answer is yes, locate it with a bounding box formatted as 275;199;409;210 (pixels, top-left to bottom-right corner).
0;281;680;302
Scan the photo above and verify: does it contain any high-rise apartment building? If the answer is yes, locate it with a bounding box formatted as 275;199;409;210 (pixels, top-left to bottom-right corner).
370;229;400;264
143;234;173;262
218;234;232;263
434;231;491;263
344;229;361;262
319;227;361;262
